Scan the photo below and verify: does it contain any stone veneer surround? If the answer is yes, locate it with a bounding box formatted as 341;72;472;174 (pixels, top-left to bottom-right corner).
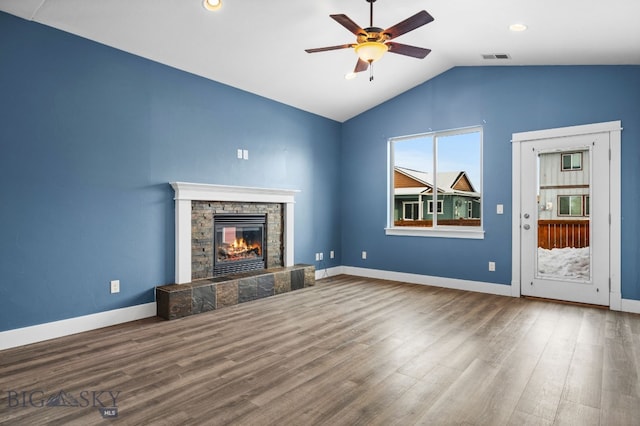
192;201;282;280
171;182;299;284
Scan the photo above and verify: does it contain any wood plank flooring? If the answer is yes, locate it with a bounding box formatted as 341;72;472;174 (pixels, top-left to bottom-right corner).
1;275;640;425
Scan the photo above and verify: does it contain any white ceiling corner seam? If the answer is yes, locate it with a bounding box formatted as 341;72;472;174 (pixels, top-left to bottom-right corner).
29;0;47;21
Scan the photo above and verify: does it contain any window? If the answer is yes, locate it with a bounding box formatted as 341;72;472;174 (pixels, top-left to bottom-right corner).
427;200;443;214
558;195;587;216
388;126;483;239
561;152;582;171
403;202;420;220
584;195;590;216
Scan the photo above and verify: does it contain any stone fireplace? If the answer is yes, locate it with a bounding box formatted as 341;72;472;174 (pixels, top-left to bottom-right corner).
192;204;279;280
156;182;314;320
170;182;298;284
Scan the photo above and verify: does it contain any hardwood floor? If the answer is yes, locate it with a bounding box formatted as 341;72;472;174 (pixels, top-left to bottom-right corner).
1;275;640;425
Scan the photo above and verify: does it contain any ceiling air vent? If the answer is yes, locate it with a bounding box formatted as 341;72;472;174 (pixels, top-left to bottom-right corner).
482;53;511;60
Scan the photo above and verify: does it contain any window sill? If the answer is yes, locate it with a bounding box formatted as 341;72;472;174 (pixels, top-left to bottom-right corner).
385;226;485;239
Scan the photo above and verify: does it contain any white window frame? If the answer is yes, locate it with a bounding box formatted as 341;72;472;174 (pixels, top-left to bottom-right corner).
558;195;583;216
402;201;420;220
561;152;583;171
557;194;589;217
386;126;484;239
427;200;443;215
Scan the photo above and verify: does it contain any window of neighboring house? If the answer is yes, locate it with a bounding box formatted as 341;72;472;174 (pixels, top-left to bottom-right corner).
427;200;443;215
561;152;582;171
403;202;420;220
387;126;483;239
584;195;590;216
558;195;585;216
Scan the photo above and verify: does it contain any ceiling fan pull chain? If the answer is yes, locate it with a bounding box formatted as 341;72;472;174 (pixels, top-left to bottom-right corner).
369;62;374;81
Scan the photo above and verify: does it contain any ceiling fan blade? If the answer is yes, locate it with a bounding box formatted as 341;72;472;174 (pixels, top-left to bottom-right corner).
383;10;434;40
386;42;431;59
330;14;366;36
354;58;369;73
305;44;353;54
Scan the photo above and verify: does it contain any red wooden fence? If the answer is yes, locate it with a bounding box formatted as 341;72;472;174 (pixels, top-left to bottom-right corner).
394;219;481;227
537;220;589;249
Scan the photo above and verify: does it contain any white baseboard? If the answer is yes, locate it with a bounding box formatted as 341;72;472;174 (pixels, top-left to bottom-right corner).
335;266;640;314
621;298;640;314
315;266;344;280
340;266;513;297
4;270;639;351
0;303;157;351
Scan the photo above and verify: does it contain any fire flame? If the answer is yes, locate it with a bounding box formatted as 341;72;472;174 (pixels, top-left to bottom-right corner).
224;238;261;257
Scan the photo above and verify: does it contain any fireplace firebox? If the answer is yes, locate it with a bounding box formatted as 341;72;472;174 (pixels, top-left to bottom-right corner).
213;214;266;276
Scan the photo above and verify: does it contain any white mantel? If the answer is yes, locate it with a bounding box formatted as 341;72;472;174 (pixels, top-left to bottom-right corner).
170;182;299;284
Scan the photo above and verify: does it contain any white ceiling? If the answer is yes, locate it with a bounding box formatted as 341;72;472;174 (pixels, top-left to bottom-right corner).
2;0;639;122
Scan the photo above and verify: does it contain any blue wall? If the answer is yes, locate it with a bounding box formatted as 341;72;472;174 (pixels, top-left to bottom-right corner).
341;66;640;298
0;13;342;331
1;11;639;334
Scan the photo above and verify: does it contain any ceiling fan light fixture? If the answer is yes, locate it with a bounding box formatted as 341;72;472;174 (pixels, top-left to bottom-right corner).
354;42;388;63
203;0;222;11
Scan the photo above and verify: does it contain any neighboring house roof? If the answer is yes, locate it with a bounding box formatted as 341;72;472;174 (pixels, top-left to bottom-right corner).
394;167;480;197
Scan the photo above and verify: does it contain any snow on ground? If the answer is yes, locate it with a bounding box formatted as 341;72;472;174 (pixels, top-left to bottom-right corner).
537;246;590;280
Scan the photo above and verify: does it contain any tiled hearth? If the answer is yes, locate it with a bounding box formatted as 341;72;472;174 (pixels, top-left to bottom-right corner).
156;264;315;320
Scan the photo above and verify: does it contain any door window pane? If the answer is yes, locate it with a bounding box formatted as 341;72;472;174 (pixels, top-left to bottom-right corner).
537;149;591;281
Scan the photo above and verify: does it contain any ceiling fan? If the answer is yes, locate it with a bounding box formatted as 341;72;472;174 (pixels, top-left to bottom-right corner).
305;0;434;80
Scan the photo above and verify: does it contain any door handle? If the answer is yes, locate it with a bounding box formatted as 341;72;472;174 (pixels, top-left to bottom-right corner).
523;224;530;230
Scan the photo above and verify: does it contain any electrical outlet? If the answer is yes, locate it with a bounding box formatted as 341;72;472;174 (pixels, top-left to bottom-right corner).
110;280;120;294
330;250;334;259
489;262;496;272
315;253;320;261
362;251;367;260
237;149;243;159
319;252;323;260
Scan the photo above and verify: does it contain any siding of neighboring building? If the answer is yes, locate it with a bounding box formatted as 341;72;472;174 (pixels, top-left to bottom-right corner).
538;150;590;220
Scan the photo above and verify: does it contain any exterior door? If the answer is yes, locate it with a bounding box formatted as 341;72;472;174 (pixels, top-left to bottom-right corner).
519;132;610;305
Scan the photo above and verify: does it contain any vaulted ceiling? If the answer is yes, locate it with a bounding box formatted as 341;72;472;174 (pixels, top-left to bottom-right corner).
2;0;639;122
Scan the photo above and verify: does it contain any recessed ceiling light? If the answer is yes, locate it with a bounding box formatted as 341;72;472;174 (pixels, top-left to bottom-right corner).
509;23;528;32
203;0;222;11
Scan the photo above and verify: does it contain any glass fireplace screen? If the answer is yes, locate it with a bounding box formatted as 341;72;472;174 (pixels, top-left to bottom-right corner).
213;214;265;275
